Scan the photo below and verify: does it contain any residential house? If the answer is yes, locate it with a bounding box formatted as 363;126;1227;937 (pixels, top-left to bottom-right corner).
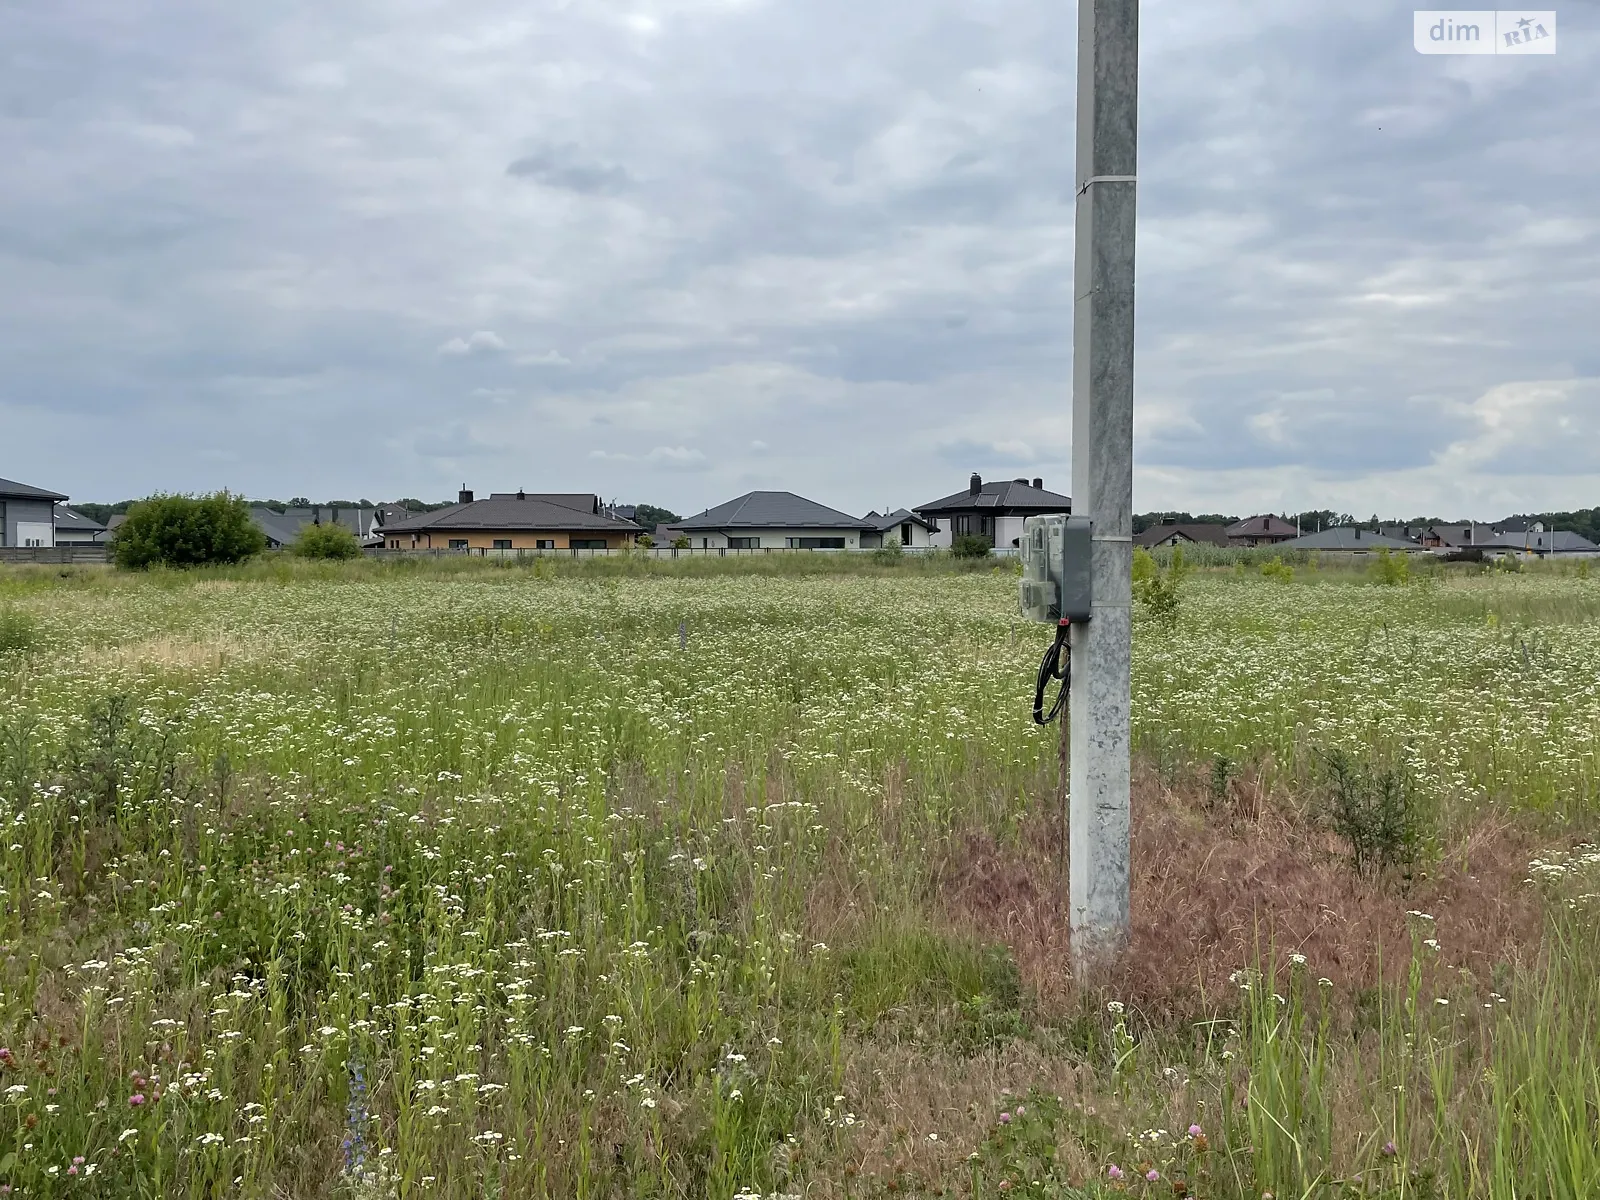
251;505;382;549
1491;528;1599;556
673;491;871;550
1377;526;1427;544
1275;527;1423;552
860;509;938;549
1226;515;1298;547
0;476;67;548
376;490;641;551
1420;524;1501;551
53;506;107;544
1135;521;1231;549
915;474;1073;549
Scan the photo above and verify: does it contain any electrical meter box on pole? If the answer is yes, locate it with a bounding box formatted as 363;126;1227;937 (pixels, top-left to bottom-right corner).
1019;515;1094;624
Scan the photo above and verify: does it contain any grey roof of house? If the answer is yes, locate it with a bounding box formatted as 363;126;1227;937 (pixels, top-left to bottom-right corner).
915;478;1072;515
676;491;872;531
1135;523;1232;548
1427;524;1503;547
1490;529;1598;553
1225;515;1298;537
250;506;380;547
1377;526;1426;543
53;506;106;533
1276;527;1423;551
0;476;68;502
378;496;640;534
861;508;936;532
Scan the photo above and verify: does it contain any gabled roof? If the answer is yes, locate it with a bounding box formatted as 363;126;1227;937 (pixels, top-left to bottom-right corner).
862;508;936;532
379;496;640;534
1377;526;1426;543
1277;528;1422;551
915;478;1072;515
676;491;872;531
1135;523;1231;548
0;476;67;502
1225;515;1297;538
1427;524;1501;548
249;506;379;547
53;505;106;533
1492;529;1598;553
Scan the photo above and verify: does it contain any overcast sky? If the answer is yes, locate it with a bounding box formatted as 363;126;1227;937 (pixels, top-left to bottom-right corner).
3;0;1596;518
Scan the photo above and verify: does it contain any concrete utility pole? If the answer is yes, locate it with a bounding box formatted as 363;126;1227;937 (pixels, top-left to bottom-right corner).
1068;0;1138;968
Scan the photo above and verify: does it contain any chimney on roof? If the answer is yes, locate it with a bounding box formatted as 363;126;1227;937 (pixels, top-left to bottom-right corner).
969;473;982;496
1032;477;1042;490
517;489;525;500
458;486;473;505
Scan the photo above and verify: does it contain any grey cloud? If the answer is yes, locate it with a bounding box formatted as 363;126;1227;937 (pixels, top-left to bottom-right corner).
507;145;632;194
1;0;1596;516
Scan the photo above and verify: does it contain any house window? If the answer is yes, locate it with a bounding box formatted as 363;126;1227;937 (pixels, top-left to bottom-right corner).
448;539;469;551
901;523;913;544
787;537;846;549
979;516;994;538
492;539;512;550
571;539;607;550
535;539;555;550
953;515;971;535
728;537;759;549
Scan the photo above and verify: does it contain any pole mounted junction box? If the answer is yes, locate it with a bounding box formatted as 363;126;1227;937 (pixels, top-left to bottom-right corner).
1019;515;1093;623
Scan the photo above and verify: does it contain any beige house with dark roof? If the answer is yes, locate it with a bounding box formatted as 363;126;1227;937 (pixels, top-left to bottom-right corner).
376;490;641;551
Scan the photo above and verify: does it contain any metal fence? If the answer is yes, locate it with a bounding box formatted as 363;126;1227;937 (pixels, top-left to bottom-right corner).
363;545;1020;560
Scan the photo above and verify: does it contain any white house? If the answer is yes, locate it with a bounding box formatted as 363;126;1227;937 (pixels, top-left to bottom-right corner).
860;509;938;549
673;491;873;550
915;474;1074;550
53;506;108;544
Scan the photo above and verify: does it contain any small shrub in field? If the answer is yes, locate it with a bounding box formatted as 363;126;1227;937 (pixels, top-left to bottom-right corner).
951;533;992;559
0;607;37;653
1133;545;1186;627
291;521;361;560
1317;747;1426;876
1260;555;1294;583
870;536;904;565
111;492;266;569
671;535;691;549
1369;547;1409;586
636;534;655;549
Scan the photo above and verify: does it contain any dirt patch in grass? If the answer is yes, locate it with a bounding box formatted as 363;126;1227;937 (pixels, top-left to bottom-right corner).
939;764;1547;1018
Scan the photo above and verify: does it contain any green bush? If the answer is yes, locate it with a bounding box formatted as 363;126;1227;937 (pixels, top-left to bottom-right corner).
111;492;266;570
1369;547;1410;586
1260;555;1294;583
870;536;904;565
951;533;992;559
1133;545;1187;628
1317;747;1426;876
291;521;361;560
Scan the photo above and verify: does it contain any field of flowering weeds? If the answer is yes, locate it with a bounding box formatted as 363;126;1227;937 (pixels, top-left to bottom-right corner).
0;559;1598;1198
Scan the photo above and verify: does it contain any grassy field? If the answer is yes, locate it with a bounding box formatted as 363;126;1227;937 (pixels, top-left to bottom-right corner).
0;555;1598;1198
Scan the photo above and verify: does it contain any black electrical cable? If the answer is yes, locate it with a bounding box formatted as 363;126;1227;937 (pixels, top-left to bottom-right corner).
1032;620;1071;725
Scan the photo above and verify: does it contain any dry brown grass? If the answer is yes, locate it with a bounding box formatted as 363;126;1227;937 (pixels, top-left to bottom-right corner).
939;762;1546;1018
97;632;272;673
